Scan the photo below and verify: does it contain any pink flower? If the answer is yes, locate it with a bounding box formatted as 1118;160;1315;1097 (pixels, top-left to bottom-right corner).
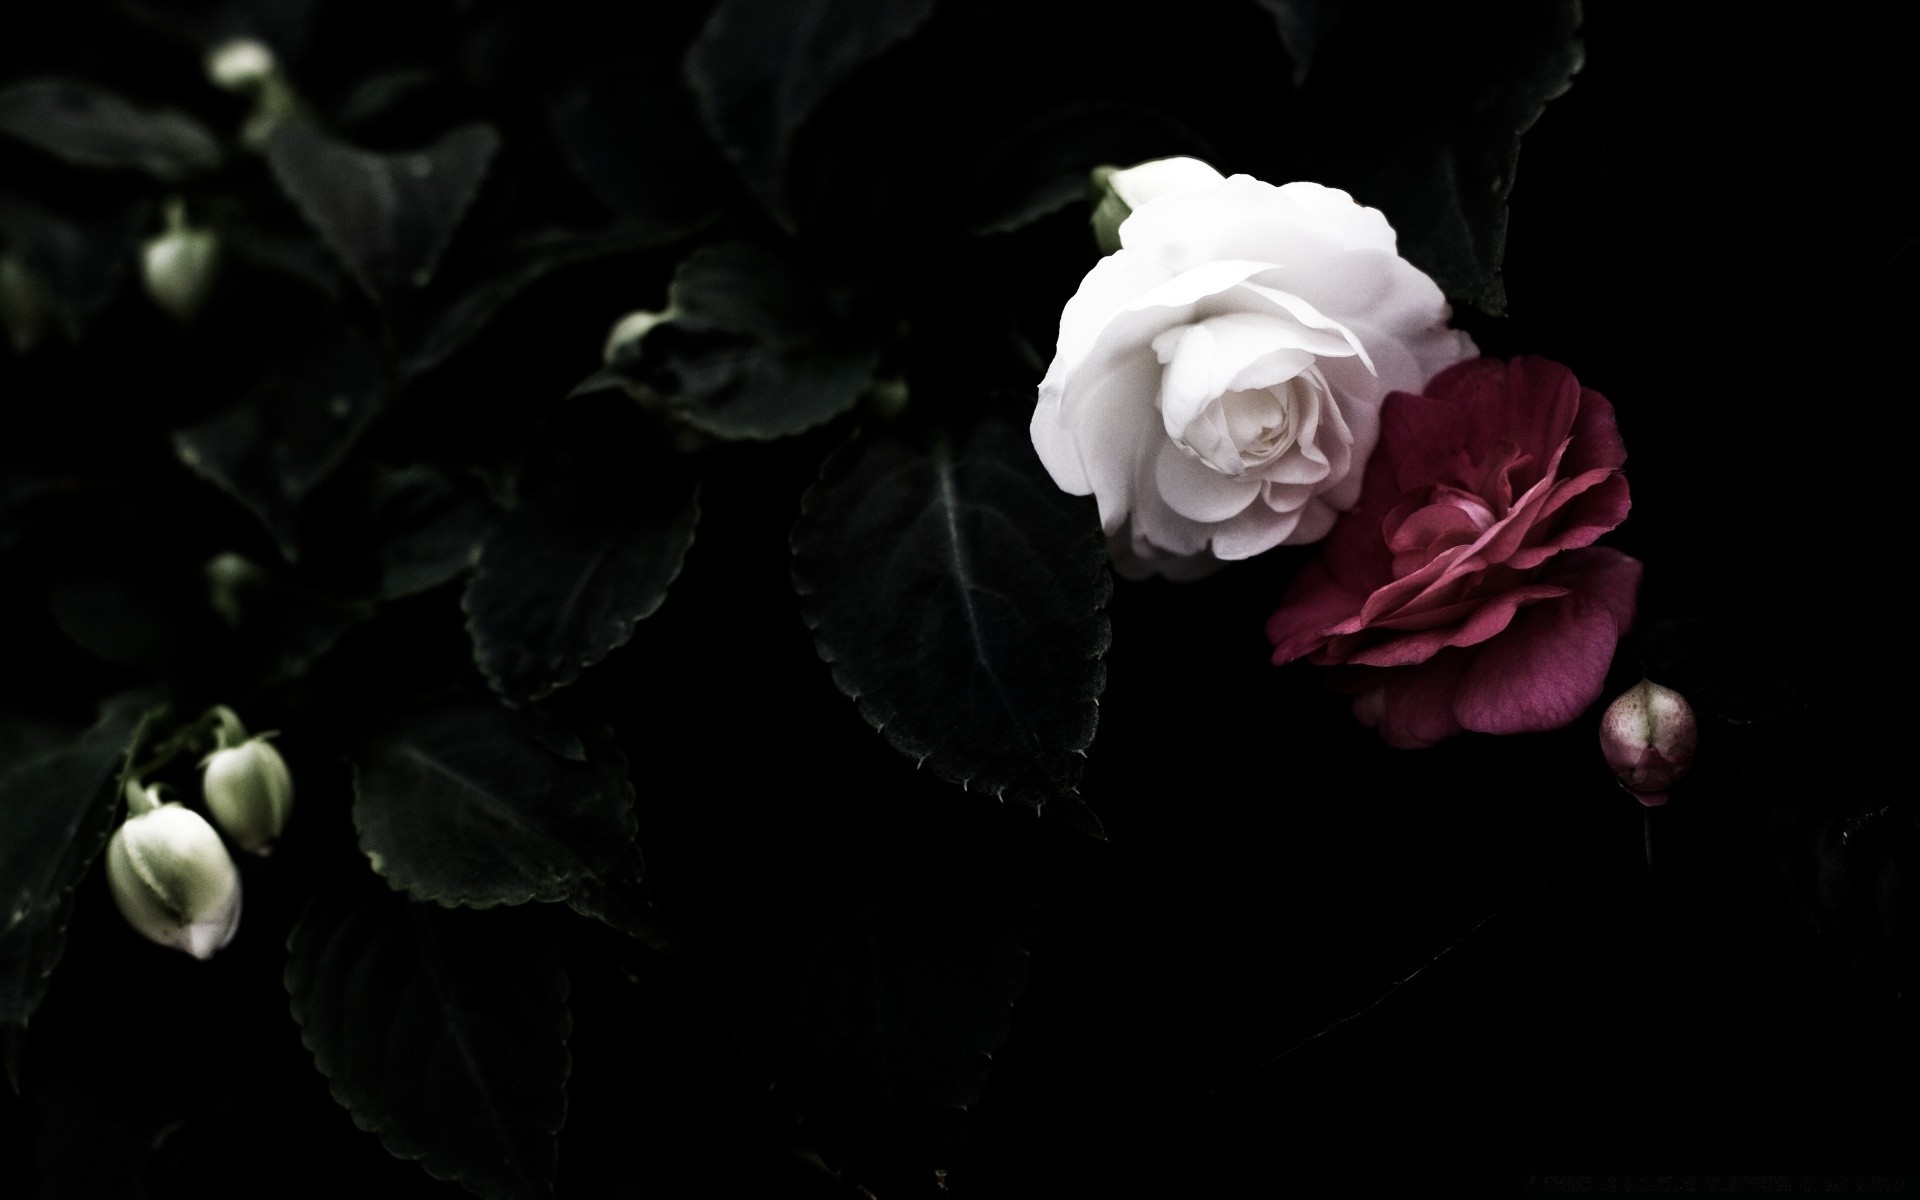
1267;356;1641;748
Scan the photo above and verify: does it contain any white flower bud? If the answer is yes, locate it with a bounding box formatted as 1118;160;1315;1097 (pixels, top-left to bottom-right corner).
205;38;279;93
142;201;220;322
201;736;294;855
107;802;242;960
603;307;673;363
1088;156;1226;254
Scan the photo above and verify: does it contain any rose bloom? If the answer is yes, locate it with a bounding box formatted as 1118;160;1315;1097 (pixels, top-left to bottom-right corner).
1267;357;1641;748
1031;158;1475;576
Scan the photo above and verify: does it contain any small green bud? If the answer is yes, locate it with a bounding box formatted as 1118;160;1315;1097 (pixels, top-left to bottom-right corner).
107;801;242;960
1087;156;1227;254
201;736;294;855
142;200;220;322
205;39;279;93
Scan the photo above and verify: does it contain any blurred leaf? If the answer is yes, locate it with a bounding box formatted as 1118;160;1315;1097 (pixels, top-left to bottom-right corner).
331;465;492;601
685;0;935;223
769;794;1035;1192
172;335;388;559
266;119;498;306
463;415;698;707
596;243;876;440
204;552;373;686
791;420;1110;830
965;102;1209;236
1304;0;1583;314
286;883;569;1200
351;697;642;912
0;79;221;181
550;57;732;226
1254;0;1349;87
0;695;155;1028
0;188;147;335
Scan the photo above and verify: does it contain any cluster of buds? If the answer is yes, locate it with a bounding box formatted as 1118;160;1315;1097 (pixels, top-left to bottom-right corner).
107;706;294;959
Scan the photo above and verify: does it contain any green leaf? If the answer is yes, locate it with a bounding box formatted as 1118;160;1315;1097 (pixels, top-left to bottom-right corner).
1254;0;1350;87
600;243;876;441
791;420;1111;830
549;57;732;227
0;695;156;1028
0;188;148;335
172;335;388;559
768;795;1036;1191
685;0;936;222
351;697;641;911
266;119;499;306
286;884;570;1200
1304;0;1583;314
463;417;698;707
402;224;693;378
0;79;221;181
336;466;492;601
964;102;1209;236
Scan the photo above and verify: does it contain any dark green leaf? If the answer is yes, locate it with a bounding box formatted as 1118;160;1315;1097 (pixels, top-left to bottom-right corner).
351;697;641;910
463;420;698;707
266;119;499;306
0;79;221;181
402;224;693;378
286;884;569;1200
550;58;731;226
1304;0;1582;313
340;466;492;601
1254;0;1349;87
606;243;877;440
0;696;155;1028
204;552;373;686
964;103;1209;236
769;795;1035;1191
685;0;935;222
172;335;387;559
791;420;1111;827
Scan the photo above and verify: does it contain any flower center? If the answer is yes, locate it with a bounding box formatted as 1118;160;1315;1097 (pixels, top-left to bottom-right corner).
1178;373;1319;478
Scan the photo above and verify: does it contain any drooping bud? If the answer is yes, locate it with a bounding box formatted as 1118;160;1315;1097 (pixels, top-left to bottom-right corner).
204;38;279;93
107;795;242;959
141;199;220;322
1599;680;1698;806
201;736;294;855
1087;156;1227;254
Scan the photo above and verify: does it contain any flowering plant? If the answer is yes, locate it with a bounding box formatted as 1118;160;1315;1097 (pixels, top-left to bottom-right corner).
0;1;1903;1195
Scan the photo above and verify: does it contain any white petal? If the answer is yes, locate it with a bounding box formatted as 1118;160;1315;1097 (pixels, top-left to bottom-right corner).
1234;281;1374;374
1281;497;1342;545
1212;505;1305;559
1038;250;1174;400
1110;156;1227;212
1153;440;1261;523
1121;176;1397;273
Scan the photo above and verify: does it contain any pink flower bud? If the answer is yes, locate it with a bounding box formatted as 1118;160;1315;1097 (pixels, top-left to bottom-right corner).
1599;680;1697;806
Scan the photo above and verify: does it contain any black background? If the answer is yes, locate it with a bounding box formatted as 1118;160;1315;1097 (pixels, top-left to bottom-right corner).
3;1;1916;1196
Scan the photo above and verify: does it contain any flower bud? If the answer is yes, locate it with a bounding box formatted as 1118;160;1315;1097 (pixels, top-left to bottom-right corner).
205;38;279;93
1599;679;1698;806
201;736;294;855
1087;156;1226;254
141;200;219;322
107;800;242;959
603;307;673;363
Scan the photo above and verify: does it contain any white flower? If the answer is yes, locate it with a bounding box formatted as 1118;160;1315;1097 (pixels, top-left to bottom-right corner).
1032;158;1475;577
107;801;242;960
